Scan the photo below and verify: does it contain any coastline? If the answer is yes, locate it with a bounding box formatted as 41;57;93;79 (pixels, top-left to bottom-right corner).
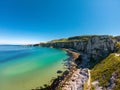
56;48;81;89
58;49;90;90
32;48;81;90
30;35;117;90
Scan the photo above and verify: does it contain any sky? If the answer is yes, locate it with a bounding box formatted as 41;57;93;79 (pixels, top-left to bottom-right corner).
0;0;120;44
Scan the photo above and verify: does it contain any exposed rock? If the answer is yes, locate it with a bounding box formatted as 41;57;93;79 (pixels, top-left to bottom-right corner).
58;52;90;90
92;80;103;90
63;70;69;76
57;70;63;74
62;68;89;90
75;55;82;65
106;72;118;90
37;35;117;90
86;35;115;62
114;36;120;42
40;35;116;63
115;53;120;56
91;72;118;90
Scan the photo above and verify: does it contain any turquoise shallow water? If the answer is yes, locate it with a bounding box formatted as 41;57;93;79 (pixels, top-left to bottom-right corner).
0;45;69;90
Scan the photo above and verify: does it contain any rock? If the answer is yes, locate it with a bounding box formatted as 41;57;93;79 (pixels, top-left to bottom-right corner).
114;36;120;42
106;72;117;90
57;70;63;74
40;35;116;63
32;35;118;90
62;69;89;90
63;70;69;76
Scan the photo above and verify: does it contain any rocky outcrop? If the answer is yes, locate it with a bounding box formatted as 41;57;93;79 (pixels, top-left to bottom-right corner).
85;35;115;61
62;68;89;90
106;72;118;90
40;35;116;62
92;80;103;90
114;36;120;42
91;72;117;90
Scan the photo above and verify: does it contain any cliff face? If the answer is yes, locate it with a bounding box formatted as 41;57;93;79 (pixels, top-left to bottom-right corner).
86;36;115;61
40;35;116;62
114;36;120;42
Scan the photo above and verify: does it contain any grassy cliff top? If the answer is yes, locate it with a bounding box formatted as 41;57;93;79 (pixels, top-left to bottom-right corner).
48;35;113;43
91;54;120;89
91;42;120;90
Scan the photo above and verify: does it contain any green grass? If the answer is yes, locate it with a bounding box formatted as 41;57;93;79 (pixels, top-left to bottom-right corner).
48;38;86;43
115;42;120;53
83;81;87;90
91;53;120;89
48;35;110;43
67;35;93;41
49;38;68;43
47;35;116;44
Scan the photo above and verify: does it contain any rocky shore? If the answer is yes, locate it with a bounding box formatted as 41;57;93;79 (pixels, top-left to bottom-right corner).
59;50;91;90
32;48;81;90
40;35;116;63
51;49;82;90
32;49;91;90
92;71;118;90
33;35;118;90
62;68;89;90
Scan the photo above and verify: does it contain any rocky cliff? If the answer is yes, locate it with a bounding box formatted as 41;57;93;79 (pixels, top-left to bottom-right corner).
114;36;120;42
32;35;119;90
39;35;116;62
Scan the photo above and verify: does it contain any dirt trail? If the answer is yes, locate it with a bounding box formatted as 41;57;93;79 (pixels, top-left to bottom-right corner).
87;70;91;90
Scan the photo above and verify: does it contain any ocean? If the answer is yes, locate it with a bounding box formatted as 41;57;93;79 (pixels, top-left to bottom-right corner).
0;45;69;90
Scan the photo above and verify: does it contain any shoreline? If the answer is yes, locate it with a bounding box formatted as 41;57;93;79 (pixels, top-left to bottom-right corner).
56;48;81;89
58;49;90;90
32;48;81;90
48;48;90;90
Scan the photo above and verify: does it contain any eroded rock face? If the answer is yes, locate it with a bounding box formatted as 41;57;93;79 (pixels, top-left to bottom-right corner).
40;35;116;62
114;36;120;42
85;36;115;61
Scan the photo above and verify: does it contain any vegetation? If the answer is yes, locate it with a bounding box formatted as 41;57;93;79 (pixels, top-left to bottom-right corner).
48;35;110;43
83;81;88;90
91;85;95;90
114;36;120;42
67;35;93;41
114;76;120;90
91;42;120;90
115;42;120;53
91;54;120;84
49;38;68;43
38;35;120;90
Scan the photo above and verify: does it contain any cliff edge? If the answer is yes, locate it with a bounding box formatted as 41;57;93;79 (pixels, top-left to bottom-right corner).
39;35;116;64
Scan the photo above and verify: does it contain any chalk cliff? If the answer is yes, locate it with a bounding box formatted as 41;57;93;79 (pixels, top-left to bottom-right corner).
33;35;120;90
39;35;116;62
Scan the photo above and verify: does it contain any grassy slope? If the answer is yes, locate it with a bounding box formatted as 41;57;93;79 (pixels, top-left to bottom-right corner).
48;35;119;89
48;35;103;43
91;42;120;90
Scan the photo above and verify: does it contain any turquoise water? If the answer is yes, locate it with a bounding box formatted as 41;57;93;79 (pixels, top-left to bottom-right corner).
0;45;69;90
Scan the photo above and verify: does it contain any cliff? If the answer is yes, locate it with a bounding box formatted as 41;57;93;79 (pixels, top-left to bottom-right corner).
39;35;116;63
33;35;120;90
114;36;120;42
91;53;120;90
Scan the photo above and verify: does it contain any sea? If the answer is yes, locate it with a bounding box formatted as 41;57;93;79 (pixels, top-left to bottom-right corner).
0;45;69;90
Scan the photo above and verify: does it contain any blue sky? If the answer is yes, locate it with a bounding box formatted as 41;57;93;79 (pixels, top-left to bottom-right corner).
0;0;120;44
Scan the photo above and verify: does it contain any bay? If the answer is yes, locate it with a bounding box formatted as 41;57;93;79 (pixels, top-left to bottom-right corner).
0;45;69;90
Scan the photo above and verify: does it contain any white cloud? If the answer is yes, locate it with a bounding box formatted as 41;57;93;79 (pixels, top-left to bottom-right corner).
0;39;41;45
